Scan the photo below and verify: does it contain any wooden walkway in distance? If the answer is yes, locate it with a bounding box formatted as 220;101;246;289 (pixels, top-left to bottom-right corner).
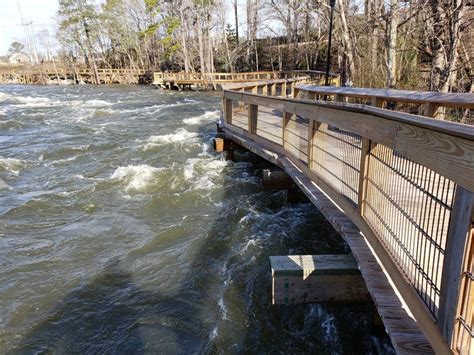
152;70;339;90
220;79;474;354
0;67;148;84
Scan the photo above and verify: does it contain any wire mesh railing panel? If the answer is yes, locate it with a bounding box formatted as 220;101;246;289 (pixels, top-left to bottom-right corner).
284;115;309;163
454;231;474;355
310;125;362;205
362;144;456;318
230;100;248;130
256;106;283;145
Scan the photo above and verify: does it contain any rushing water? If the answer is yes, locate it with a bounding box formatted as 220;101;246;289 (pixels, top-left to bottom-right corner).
0;85;393;354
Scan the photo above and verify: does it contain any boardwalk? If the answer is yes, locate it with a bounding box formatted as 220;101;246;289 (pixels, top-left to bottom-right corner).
0;67;148;84
220;79;474;354
153;70;339;90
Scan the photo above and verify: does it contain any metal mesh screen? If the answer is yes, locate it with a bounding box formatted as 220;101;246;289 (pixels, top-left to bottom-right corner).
310;124;362;205
284;115;309;163
362;144;456;318
256;106;283;144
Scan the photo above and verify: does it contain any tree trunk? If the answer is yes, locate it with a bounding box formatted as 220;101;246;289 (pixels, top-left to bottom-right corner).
386;0;399;88
83;20;100;85
234;0;239;45
336;0;356;85
179;4;190;73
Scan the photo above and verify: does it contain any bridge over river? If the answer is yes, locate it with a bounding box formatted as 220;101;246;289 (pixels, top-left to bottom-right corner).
214;76;474;354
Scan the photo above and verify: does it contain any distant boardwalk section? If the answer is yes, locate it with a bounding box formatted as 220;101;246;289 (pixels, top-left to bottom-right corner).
0;66;149;85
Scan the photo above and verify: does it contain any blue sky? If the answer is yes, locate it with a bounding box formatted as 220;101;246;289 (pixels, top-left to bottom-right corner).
0;0;58;56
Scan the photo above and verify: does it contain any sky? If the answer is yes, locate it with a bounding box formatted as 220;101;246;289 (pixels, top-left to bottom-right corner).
0;0;59;56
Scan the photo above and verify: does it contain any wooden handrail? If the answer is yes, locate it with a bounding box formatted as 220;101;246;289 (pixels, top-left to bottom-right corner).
152;71;327;86
221;79;474;353
296;85;474;116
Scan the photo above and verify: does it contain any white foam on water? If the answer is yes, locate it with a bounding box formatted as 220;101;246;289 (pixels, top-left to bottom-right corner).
217;297;228;320
111;164;164;192
0;157;26;175
209;326;218;340
182;110;219;125
143;128;199;150
238;238;260;256
184;156;228;190
0;178;11;190
81;99;114;107
183;158;199;180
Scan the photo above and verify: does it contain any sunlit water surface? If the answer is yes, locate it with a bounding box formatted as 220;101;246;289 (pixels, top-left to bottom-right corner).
0;85;393;353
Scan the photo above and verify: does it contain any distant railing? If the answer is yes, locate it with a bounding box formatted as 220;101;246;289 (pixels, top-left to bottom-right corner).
221;79;474;354
0;67;147;76
153;71;340;87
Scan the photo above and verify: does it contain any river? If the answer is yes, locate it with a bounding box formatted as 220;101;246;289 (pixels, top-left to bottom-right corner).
0;84;393;354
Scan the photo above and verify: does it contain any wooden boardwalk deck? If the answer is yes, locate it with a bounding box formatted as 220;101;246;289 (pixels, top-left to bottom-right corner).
220;80;474;354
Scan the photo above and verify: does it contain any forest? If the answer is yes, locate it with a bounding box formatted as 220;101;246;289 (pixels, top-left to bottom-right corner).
9;0;474;93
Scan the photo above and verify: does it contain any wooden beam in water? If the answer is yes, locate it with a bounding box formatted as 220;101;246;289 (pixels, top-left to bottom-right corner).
270;254;371;304
261;169;295;190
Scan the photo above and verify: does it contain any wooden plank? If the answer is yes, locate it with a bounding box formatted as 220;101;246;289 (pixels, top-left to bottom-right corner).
296;85;474;109
271;254;371;304
438;187;474;344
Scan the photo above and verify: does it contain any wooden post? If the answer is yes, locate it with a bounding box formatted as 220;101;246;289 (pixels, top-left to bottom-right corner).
358;138;375;215
224;98;233;124
453;223;474;353
438;186;474;346
248;104;258;134
424;102;440;118
270;254;371;304
282;111;292;149
371;97;384;108
293;87;300;99
289;81;295;97
252;86;257;95
261;169;295;190
263;84;268;96
307;119;317;170
282;81;287;97
271;83;277;96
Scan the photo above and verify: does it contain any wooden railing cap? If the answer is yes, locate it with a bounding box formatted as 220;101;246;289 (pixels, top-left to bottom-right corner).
296;85;474;109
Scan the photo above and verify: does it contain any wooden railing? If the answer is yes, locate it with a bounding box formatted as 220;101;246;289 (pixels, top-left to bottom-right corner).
153;70;340;87
296;85;473;120
221;79;474;354
0;67;147;76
